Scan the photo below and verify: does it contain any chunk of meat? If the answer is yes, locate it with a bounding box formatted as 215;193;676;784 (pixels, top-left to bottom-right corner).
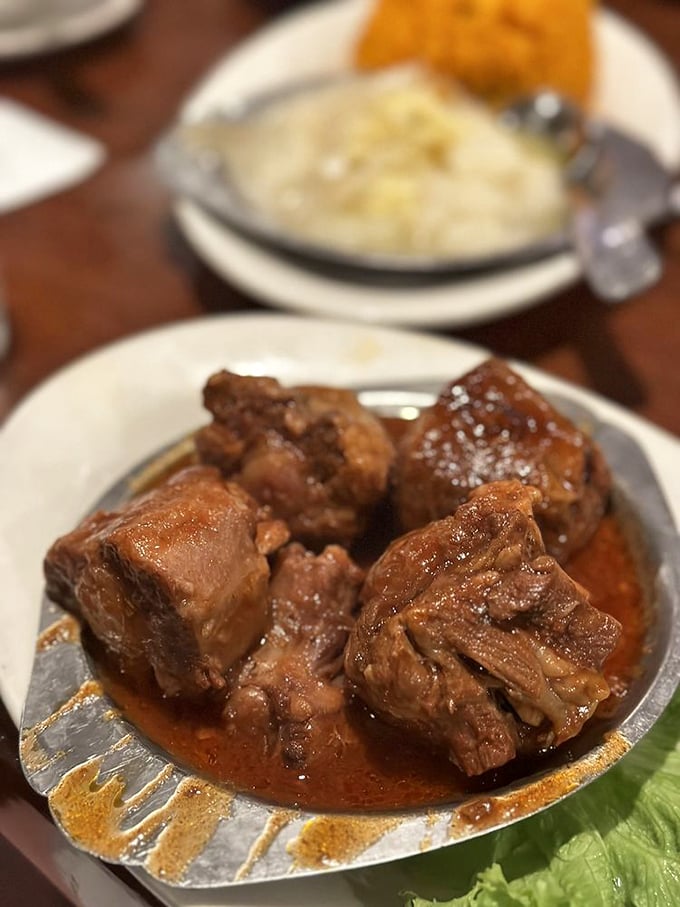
195;371;394;546
44;466;289;697
394;358;611;562
345;480;621;776
224;543;363;766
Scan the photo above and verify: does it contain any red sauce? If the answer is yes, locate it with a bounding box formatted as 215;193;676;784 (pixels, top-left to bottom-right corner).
91;513;647;812
89;422;649;813
566;514;648;712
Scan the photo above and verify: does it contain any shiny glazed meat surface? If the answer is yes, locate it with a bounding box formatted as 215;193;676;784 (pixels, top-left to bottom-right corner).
345;481;620;776
394;358;611;562
44;466;289;697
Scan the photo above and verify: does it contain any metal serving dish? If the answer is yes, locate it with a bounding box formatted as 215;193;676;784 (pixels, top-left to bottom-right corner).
154;73;673;283
156;72;569;280
19;390;680;888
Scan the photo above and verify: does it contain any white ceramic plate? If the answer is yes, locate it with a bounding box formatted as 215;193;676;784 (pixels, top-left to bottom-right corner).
173;0;680;329
1;313;680;905
0;0;143;59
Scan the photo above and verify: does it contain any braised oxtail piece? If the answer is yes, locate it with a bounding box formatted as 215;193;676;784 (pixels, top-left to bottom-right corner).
394;357;611;562
43;466;289;697
195;370;395;546
224;542;363;767
345;480;621;776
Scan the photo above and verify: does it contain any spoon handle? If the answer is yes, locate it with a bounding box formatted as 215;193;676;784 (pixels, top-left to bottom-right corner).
570;201;662;304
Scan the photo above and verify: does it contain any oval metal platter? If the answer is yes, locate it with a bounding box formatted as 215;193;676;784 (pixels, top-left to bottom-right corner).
19;389;680;888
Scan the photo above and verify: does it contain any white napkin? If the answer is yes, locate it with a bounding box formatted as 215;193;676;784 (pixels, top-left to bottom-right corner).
0;97;105;214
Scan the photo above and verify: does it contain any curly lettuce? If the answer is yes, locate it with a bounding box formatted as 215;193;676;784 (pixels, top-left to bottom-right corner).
406;691;680;907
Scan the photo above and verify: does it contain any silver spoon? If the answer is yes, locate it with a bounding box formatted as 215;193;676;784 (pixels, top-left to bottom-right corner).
503;90;664;304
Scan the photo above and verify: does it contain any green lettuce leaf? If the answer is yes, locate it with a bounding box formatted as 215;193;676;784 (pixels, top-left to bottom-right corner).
406;690;680;907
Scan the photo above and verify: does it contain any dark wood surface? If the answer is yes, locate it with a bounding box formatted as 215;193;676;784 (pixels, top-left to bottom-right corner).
0;1;678;904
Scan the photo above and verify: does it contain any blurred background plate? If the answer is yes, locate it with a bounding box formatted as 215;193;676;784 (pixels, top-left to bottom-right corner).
173;0;680;329
0;0;143;59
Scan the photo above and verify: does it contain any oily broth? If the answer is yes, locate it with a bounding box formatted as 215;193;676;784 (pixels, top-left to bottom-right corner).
85;419;649;812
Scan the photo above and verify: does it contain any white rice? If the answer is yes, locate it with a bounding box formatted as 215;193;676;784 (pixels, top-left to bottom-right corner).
212;67;567;261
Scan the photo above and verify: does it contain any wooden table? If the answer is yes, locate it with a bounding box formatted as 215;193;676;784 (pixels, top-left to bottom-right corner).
0;1;678;904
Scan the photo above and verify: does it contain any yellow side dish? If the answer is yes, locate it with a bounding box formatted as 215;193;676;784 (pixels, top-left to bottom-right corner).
355;0;595;106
